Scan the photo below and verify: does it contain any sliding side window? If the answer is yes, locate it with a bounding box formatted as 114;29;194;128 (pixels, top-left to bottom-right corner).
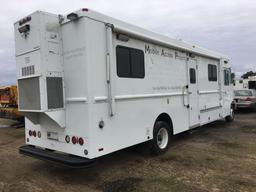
208;64;217;81
116;46;145;78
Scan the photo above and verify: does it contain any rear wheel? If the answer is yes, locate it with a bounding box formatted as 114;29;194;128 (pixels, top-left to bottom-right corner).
150;121;171;155
225;107;234;122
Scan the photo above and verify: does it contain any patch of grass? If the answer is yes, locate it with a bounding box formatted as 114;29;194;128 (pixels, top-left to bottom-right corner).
160;153;193;165
142;177;205;192
231;178;256;187
4;128;24;139
220;177;256;192
160;151;232;173
99;176;205;192
160;153;195;167
0;182;7;192
216;142;241;149
161;151;217;165
100;177;142;192
241;125;256;134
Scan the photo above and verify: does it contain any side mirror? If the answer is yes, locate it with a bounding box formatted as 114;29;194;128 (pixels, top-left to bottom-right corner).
231;73;235;86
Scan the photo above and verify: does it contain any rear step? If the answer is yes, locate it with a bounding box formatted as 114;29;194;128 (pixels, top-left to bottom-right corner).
19;145;96;168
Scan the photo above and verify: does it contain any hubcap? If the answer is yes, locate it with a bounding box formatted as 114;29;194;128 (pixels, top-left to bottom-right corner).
157;128;168;149
231;108;234;119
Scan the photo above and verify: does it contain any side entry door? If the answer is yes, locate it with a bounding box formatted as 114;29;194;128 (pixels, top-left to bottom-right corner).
188;59;200;128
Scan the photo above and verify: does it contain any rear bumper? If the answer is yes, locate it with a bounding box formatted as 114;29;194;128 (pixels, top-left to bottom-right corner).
19;145;96;168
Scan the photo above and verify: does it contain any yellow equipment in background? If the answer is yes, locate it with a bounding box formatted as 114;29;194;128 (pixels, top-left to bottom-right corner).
0;85;23;121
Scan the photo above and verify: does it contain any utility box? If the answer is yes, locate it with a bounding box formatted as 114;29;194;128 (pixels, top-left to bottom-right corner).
15;12;65;127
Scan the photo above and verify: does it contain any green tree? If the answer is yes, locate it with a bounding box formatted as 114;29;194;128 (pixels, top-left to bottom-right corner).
241;71;256;79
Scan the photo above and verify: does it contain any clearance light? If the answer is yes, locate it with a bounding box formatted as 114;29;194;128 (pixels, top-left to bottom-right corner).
116;34;129;42
72;136;77;144
82;8;89;12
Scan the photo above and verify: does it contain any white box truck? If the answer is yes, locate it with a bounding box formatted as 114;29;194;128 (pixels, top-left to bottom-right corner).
15;9;234;167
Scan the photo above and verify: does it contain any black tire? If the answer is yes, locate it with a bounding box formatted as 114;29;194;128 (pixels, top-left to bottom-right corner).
253;104;256;112
150;121;171;155
225;107;235;122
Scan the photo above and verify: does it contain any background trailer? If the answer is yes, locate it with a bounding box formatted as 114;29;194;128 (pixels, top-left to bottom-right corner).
15;9;234;167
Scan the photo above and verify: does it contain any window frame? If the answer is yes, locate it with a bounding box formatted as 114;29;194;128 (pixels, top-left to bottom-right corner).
116;45;145;79
208;64;217;82
189;68;196;84
224;68;230;86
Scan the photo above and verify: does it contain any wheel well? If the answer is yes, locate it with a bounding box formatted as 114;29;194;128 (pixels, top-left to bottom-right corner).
155;113;173;134
231;101;236;110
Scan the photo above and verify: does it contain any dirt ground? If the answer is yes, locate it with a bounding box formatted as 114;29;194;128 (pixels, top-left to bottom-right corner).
0;111;255;192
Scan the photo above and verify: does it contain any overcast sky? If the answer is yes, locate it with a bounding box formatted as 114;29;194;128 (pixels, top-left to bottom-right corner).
0;0;255;85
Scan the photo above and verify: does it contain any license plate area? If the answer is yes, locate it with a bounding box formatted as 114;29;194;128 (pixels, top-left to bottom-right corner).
47;132;59;141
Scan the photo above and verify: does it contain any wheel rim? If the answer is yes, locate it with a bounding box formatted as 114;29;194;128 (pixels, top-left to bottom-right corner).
157;128;169;149
231;108;234;119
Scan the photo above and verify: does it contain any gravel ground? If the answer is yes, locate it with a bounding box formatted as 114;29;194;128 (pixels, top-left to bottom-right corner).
0;111;255;192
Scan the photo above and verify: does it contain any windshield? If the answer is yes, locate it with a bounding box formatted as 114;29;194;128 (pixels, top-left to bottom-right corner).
0;89;10;95
234;90;252;97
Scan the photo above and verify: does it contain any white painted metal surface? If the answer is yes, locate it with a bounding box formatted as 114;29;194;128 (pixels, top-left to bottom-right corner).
14;9;233;159
234;76;256;90
188;59;200;127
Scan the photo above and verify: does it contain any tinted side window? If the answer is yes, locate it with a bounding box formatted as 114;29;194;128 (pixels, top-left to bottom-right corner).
208;64;217;81
190;68;196;84
116;46;145;78
248;81;256;90
130;49;145;78
116;47;131;78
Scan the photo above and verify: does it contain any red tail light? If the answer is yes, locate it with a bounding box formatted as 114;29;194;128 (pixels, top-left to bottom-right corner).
29;130;32;136
245;97;252;101
78;138;84;145
32;131;36;137
72;136;77;144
